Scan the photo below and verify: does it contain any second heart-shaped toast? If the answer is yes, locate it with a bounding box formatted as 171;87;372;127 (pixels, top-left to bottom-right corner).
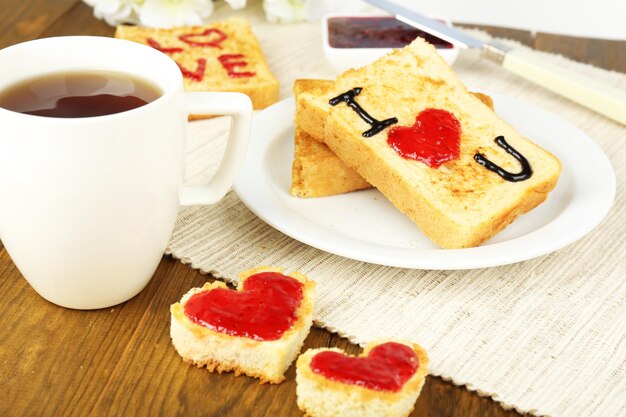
170;266;316;383
296;339;428;417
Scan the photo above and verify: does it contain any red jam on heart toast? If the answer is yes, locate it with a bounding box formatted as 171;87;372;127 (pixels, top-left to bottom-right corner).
184;271;303;341
387;108;461;168
309;342;419;392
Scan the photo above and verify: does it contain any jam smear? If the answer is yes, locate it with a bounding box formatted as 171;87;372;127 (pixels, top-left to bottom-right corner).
183;272;303;341
177;58;207;82
387;108;461;168
179;28;228;49
146;38;183;54
310;342;419;392
328;17;453;49
218;54;256;78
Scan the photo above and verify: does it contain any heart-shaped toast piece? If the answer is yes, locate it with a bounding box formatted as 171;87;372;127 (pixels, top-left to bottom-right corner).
296;340;428;417
170;266;316;383
387;108;461;168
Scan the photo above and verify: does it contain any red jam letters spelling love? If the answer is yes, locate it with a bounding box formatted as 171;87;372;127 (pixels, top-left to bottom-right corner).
146;28;256;82
147;38;183;54
179;28;227;48
218;54;256;78
183;272;303;341
310;342;419;392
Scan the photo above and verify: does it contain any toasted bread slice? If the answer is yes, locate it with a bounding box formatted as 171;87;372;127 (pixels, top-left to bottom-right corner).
115;18;279;115
296;339;429;417
291;128;371;198
294;79;333;144
292;79;497;198
297;39;561;248
170;266;315;384
292;79;368;197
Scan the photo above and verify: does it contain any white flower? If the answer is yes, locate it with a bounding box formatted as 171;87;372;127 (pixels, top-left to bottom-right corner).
83;0;141;26
263;0;306;23
85;0;247;28
224;0;247;10
138;0;213;28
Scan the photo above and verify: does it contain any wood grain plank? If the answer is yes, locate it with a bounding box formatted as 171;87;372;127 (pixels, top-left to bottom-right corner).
0;0;80;48
535;34;626;73
0;251;175;417
455;23;625;74
455;23;534;46
38;1;114;39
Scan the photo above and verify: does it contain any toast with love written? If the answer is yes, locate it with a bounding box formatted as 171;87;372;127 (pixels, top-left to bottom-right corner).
297;38;561;248
291;79;496;198
115;18;279;116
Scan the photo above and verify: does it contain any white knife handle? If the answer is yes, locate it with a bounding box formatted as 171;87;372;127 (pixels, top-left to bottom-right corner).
501;48;626;125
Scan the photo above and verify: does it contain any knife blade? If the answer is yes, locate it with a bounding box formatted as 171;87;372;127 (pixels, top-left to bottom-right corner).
364;0;626;126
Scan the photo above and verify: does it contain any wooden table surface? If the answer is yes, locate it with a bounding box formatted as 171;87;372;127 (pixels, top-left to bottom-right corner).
1;2;623;417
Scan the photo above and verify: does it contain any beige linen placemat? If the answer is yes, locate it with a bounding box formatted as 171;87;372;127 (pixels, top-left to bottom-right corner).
168;8;625;417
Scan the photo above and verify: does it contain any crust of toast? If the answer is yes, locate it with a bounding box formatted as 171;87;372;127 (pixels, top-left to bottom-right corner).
170;266;316;383
115;18;279;115
296;339;429;417
292;79;368;198
291;128;371;197
297;40;561;248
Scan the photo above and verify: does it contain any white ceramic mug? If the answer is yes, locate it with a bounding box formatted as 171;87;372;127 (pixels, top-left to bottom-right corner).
0;36;252;309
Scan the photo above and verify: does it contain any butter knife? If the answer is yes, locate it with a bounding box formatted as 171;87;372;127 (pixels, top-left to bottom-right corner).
365;0;626;126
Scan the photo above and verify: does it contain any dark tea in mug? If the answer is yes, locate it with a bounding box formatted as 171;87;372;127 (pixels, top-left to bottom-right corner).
0;71;161;118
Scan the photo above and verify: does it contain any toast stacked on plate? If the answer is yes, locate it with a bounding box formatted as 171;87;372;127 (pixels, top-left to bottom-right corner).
291;80;495;198
293;38;561;248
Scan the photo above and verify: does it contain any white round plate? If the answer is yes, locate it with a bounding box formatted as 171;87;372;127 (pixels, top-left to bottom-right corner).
234;95;615;269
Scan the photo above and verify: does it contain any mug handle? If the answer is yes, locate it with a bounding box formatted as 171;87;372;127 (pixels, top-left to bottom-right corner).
179;92;253;205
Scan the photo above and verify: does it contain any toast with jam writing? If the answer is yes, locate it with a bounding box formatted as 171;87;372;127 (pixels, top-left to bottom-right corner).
297;39;561;248
292;79;370;198
115;18;279;116
291;79;496;199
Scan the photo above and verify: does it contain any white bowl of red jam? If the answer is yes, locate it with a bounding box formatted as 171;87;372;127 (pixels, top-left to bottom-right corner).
323;14;459;74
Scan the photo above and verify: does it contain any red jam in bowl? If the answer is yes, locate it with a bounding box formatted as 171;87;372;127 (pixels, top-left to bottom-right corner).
328;16;453;49
310;342;419;392
184;272;303;341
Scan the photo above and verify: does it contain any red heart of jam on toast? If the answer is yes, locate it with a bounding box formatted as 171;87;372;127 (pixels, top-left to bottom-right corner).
387;108;461;168
309;342;420;392
183;271;303;341
179;28;228;48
